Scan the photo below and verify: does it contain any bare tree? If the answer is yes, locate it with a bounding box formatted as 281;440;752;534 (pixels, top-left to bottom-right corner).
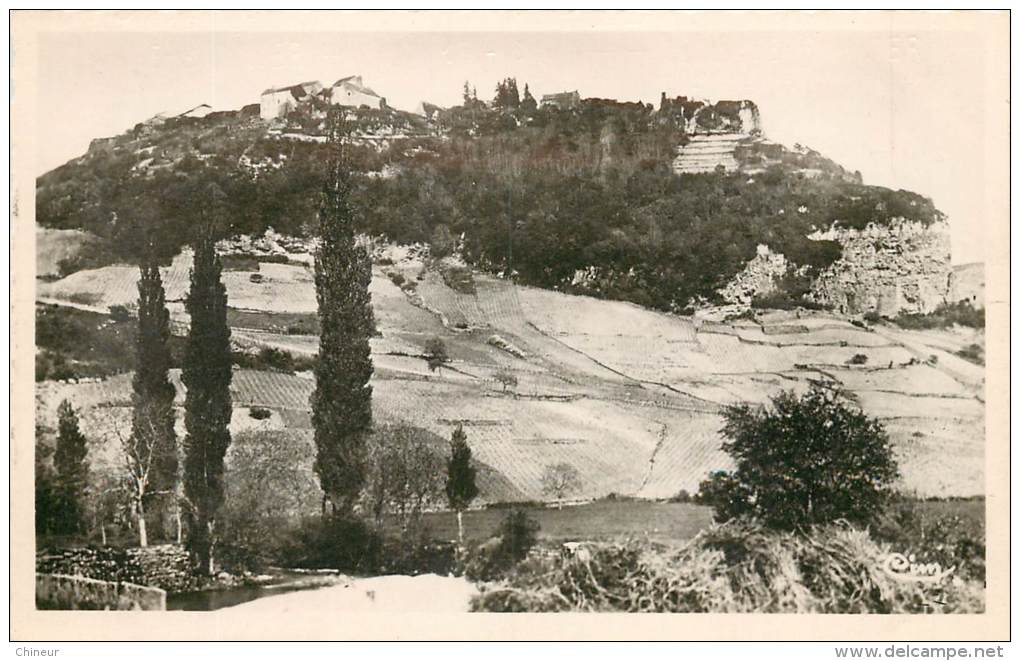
540;462;582;509
96;410;177;547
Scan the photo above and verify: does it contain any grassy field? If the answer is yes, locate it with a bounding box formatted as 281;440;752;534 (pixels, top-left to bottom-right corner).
403;500;717;544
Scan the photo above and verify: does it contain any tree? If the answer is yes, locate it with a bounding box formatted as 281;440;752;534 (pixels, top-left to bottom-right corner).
362;425;445;533
218;430;323;571
311;107;375;514
429;224;456;260
702;385;899;530
99;409;168;548
182;231;234;574
521;84;537;114
494;77;520;110
132;259;180;543
53;400;89;534
445;424;479;545
494;367;518;394
540;462;582;509
424;336;449;373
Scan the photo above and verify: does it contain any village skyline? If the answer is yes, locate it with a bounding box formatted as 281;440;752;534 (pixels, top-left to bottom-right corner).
34;24;994;264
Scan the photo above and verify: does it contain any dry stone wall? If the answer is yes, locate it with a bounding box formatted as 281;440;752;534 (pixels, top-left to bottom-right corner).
36;544;195;594
807;220;952;316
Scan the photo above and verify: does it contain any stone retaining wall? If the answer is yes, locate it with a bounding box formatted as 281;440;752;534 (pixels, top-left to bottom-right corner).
36;573;166;610
36;544;195;594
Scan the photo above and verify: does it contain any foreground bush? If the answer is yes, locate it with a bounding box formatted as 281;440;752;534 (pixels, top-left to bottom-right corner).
471;521;983;613
701;386;898;530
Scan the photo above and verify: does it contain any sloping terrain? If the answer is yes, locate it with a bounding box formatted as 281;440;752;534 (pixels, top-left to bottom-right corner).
35;241;985;502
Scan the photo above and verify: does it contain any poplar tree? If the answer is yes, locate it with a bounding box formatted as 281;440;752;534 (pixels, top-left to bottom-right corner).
311;107;375;514
132;258;180;543
182;229;233;574
445;423;478;545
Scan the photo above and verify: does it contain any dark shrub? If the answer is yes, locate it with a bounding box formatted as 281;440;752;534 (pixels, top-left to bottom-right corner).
249;406;272;420
381;527;458;576
893;301;984;330
464;509;540;581
221;254;260;271
108;304;132;322
279;514;383;573
847;353;868;365
955;343;984;365
232;347;297;373
439;264;476;294
863;311;882;324
387;271;406;288
670;489;693;503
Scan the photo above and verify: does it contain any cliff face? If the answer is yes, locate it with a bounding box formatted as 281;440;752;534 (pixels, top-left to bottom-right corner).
807;220;952;316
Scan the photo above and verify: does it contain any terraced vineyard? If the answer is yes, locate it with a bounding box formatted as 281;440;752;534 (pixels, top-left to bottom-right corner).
36;243;986;502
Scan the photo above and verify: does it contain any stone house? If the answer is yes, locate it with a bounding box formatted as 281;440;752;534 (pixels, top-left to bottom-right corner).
260;81;325;120
328;75;386;109
541;90;581;110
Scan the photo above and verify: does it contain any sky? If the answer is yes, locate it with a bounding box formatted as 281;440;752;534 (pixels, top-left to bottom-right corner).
33;25;997;264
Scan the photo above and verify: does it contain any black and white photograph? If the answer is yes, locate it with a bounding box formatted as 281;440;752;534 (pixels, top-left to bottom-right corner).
9;9;1010;644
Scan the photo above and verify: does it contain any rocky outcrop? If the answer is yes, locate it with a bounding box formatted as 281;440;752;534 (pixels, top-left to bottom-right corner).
807;220;952;316
718;244;791;305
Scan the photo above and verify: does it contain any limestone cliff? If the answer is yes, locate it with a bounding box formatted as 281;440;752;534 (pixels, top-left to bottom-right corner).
806;220;952;315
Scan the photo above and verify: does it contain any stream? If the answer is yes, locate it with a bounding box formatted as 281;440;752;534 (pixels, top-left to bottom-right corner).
166;571;344;611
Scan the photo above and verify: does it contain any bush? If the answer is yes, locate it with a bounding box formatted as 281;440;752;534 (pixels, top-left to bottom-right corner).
108;304;132;322
847;353;868;365
863;311;882;324
464;509;540;581
380;527;458;576
706;385;898;530
439;264;476;294
669;489;692;503
955;343;984;365
278;513;383;573
268;515;457;577
386;271;406;288
248;406;272;420
893;301;985;330
470;521;983;613
232;347;298;373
